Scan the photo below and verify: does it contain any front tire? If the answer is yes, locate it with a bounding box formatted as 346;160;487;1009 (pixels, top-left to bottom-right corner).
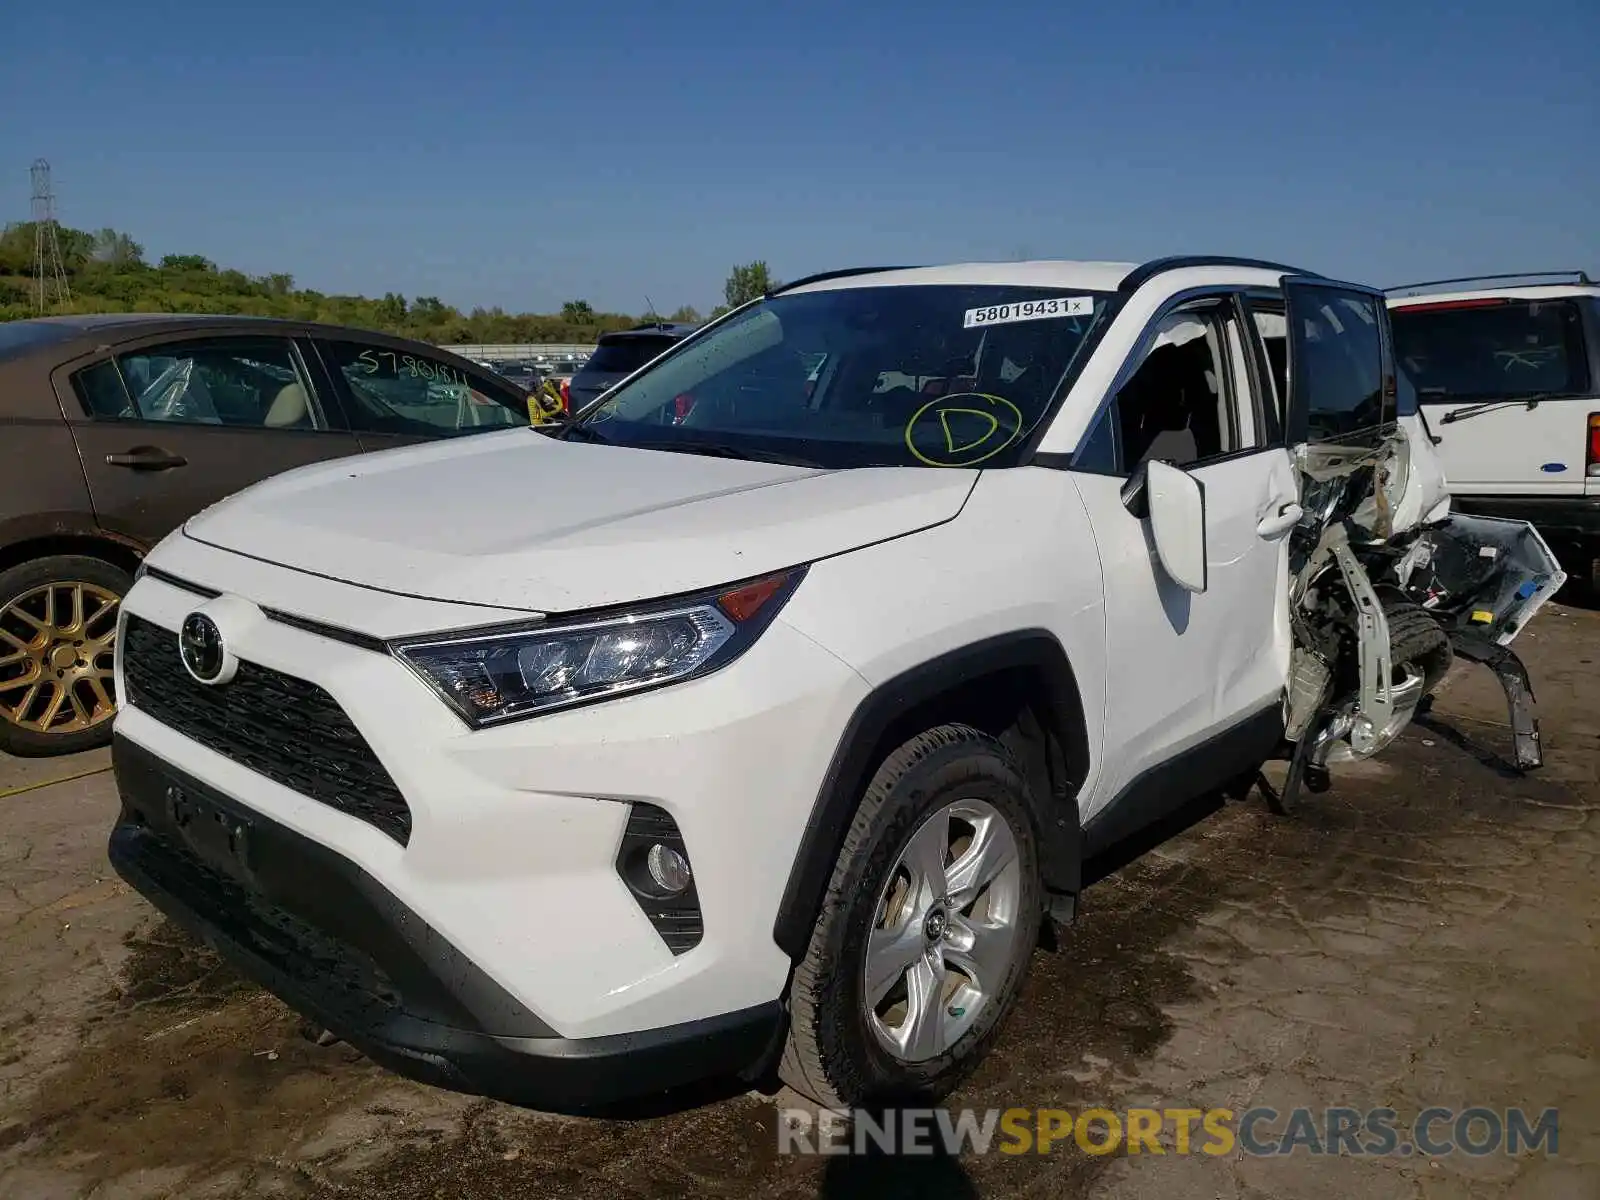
780;724;1042;1107
1385;598;1453;696
0;555;129;758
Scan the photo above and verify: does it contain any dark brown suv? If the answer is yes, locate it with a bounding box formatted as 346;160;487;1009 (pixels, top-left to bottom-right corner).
0;314;535;757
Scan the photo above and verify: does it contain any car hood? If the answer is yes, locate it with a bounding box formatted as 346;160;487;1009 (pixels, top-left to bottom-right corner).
183;429;977;614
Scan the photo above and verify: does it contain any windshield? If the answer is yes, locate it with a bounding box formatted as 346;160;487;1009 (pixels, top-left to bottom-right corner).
570;284;1113;468
1391;298;1593;403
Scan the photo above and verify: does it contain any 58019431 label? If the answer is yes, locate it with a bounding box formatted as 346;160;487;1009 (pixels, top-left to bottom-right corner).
962;296;1095;329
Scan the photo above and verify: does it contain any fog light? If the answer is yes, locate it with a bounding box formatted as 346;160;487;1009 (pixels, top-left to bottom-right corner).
615;803;703;954
646;843;692;893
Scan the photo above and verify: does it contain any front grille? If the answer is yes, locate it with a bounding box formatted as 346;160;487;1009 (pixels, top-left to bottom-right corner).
120;615;412;844
118;819;404;1022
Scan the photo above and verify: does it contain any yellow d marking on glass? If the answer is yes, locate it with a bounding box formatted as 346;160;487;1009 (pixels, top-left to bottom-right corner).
904;393;1024;467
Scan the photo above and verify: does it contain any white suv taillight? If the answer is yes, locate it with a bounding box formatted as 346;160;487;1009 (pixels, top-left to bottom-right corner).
1588;412;1600;477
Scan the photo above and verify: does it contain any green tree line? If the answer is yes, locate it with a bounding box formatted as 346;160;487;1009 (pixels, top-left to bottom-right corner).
0;222;720;345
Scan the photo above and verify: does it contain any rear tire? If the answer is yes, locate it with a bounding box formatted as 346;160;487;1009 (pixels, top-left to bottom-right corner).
0;555;129;758
779;724;1042;1108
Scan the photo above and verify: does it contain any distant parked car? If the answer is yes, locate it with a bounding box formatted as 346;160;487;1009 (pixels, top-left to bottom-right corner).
0;314;536;757
565;323;698;412
1386;271;1600;595
494;361;542;389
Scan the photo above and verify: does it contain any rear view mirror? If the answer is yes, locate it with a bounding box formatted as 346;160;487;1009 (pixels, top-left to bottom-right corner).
1146;460;1208;592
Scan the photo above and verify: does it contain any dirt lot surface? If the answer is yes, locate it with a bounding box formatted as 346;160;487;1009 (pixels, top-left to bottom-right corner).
1;603;1596;1199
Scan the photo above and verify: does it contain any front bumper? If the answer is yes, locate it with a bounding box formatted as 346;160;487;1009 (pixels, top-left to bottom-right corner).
108;736;783;1110
112;535;870;1059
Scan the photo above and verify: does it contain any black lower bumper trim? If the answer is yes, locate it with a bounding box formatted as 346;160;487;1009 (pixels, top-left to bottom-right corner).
108;735;785;1111
1453;493;1600;539
1447;634;1544;771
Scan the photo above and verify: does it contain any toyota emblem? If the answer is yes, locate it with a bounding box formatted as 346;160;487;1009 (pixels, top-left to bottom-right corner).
179;612;226;684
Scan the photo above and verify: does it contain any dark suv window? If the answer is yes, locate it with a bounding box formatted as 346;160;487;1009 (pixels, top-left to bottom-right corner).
1391;298;1592;403
582;335;682;376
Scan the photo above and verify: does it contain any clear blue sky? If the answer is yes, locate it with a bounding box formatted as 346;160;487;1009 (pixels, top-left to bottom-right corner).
4;0;1595;315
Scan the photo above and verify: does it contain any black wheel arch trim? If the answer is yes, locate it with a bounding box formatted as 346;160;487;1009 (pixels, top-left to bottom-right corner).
772;629;1089;960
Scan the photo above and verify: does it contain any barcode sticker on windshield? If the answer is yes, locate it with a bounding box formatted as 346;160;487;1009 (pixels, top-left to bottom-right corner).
963;296;1094;329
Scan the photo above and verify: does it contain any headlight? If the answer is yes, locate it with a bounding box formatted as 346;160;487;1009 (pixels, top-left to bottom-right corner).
391;569;804;728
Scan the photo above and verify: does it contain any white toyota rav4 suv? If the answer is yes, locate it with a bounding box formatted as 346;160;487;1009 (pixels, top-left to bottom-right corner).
108;257;1563;1112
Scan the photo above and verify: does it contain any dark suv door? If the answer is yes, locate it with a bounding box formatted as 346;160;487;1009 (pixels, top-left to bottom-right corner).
56;332;365;545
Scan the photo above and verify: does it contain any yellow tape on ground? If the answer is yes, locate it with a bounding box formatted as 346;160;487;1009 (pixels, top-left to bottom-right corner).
0;763;112;800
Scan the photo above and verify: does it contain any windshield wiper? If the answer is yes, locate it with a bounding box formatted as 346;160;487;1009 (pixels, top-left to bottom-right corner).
1434;392;1582;425
629;438;826;469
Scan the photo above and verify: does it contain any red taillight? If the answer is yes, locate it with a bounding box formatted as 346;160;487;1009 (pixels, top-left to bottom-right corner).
1588;412;1600;474
673;393;696;422
1395;298;1510;314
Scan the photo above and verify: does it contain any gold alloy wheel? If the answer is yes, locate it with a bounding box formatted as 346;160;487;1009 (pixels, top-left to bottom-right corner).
0;581;120;735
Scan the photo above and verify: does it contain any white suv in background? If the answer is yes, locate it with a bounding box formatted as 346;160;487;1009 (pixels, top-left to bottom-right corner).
107;257;1561;1112
1389;271;1600;594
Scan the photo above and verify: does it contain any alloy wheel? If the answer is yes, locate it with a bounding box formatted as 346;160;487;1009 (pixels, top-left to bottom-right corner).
0;581;120;736
863;797;1027;1063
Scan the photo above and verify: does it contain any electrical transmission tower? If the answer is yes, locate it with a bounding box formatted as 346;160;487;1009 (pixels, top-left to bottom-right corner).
30;159;72;314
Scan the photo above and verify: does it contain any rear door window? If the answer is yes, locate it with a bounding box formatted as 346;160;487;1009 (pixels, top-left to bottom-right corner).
1390;298;1592;403
318;340;530;436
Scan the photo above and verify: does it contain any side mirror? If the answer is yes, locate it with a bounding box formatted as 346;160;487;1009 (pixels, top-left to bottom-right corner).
1146;460;1208;593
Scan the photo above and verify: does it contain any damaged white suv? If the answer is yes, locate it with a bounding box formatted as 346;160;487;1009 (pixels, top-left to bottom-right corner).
108;257;1565;1112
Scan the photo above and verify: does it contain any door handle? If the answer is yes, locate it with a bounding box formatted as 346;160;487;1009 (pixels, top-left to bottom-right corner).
1256;502;1303;538
105;447;188;471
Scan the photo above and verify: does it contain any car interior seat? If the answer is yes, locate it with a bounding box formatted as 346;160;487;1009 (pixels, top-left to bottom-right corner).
1121;342;1213;466
263;382;311;428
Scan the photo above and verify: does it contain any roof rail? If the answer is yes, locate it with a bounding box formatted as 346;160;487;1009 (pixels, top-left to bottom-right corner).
771;266;921;295
1118;256;1314;293
1385;270;1595;296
